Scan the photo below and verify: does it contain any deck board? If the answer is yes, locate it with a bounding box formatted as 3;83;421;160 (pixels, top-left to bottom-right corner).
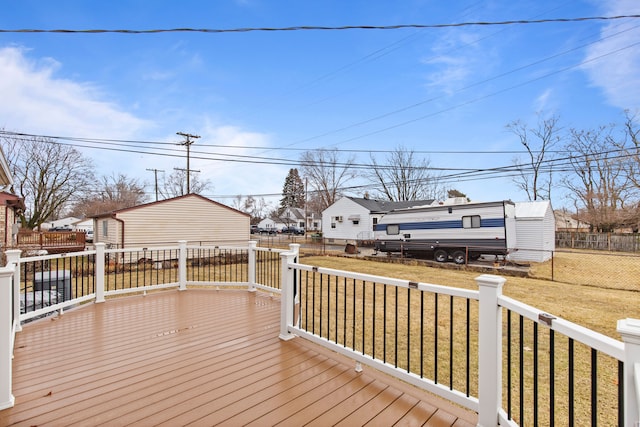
1;289;477;426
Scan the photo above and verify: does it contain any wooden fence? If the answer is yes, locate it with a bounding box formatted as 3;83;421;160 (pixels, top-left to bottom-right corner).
556;231;640;252
15;231;87;253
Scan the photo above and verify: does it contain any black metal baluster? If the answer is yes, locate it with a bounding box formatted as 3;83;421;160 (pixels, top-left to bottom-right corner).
569;338;575;426
534;321;539;426
449;295;454;390
434;293;438;384
550;329;555;427
372;281;376;360
466;298;470;396
407;287;410;373
591;348;597;426
519;315;524;425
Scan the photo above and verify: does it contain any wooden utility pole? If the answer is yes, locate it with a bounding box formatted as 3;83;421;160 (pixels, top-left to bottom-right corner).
176;132;200;194
146;168;164;201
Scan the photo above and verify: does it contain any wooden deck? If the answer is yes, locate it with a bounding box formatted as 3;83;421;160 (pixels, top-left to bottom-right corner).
1;289;477;426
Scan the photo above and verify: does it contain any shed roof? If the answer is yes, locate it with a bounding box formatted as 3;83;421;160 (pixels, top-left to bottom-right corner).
91;193;249;219
515;201;552;219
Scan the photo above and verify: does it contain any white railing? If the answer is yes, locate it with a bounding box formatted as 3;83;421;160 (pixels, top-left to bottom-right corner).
278;249;640;426
3;243;640;425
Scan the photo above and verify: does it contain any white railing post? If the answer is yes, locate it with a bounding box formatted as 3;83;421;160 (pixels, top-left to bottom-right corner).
178;240;187;291
248;240;257;292
279;250;297;341
5;249;22;332
95;243;106;303
476;274;506;427
0;264;16;410
289;243;300;259
617;318;640;426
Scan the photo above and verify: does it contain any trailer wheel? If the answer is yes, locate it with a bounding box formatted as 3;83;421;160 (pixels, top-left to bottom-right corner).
434;249;448;263
452;250;467;265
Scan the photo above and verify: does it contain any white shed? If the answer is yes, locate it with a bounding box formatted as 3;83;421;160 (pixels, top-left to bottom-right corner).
511;201;555;263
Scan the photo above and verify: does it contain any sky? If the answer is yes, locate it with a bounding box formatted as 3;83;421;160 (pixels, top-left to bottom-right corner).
1;0;640;212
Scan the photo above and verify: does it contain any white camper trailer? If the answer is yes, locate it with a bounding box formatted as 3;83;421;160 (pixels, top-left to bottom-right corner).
373;200;517;264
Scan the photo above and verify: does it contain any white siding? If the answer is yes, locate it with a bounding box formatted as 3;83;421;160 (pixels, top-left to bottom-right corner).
96;195;249;248
322;198;374;241
511;201;555;262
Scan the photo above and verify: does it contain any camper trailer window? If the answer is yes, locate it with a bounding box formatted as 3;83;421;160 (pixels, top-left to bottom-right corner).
462;215;481;229
386;224;400;235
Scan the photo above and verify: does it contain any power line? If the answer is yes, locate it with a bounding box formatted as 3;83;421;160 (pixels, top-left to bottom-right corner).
2;15;640;34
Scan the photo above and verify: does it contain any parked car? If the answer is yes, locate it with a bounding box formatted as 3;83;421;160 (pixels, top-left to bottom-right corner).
250;225;259;234
281;226;305;235
259;227;278;235
85;230;94;242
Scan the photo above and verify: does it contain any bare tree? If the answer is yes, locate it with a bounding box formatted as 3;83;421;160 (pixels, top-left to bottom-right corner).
1;134;94;229
368;146;445;201
231;195;270;224
160;169;211;198
563;126;632;232
69;173;148;217
507;114;562;201
300;148;356;211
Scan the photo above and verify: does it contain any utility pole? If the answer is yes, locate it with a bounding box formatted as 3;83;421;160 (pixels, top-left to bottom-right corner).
174;167;201;195
176;132;200;194
146;168;164;201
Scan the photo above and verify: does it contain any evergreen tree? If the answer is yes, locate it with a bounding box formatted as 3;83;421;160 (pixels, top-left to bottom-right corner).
280;168;305;211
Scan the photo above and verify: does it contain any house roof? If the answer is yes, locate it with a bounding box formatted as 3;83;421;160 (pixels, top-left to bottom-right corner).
0;191;25;211
347;197;435;214
91;193;250;218
280;207;305;220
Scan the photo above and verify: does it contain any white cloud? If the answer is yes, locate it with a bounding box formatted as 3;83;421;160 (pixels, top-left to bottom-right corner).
421;28;496;96
0;46;150;137
581;1;640;110
191;121;288;201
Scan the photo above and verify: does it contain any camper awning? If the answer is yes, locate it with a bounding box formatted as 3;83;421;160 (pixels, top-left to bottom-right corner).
348;215;361;221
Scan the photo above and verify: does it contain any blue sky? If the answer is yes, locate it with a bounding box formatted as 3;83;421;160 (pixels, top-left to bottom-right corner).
2;0;640;211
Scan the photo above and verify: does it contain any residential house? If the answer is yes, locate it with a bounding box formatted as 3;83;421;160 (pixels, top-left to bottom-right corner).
257;217;286;233
321;197;435;241
0;147;24;249
554;209;590;232
43;217;81;231
0;192;25;249
279;207;306;229
92;194;250;248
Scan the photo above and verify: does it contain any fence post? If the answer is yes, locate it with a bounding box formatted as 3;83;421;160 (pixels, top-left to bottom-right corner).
289;243;300;259
248;240;257;292
0;264;16;410
178;240;187;291
476;274;506;427
5;250;21;332
95;243;105;303
617;318;640;426
279;250;297;341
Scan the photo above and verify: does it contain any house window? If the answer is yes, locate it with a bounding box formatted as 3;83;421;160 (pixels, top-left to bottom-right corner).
331;222;336;229
102;220;108;237
353;220;359;225
462;215;481;228
386;224;400;235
